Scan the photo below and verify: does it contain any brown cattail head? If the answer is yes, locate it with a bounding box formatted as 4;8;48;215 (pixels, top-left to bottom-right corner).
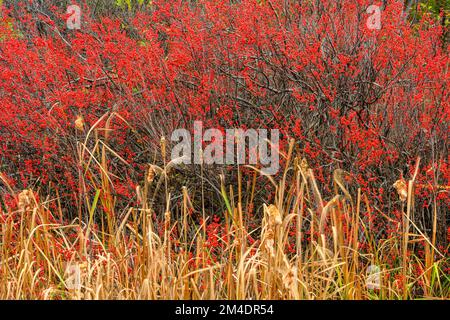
18;189;34;212
263;228;275;257
75;115;84;131
136;185;142;204
266;204;282;226
146;164;156;184
393;179;408;202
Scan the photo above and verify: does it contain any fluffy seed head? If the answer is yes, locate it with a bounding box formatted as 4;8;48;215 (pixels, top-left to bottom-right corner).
18;189;33;212
393;179;408;202
266;204;282;226
75;116;84;131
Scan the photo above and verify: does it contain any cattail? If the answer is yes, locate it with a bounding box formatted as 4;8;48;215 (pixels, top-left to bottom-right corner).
266;204;282;226
78;261;88;273
164;211;171;229
300;157;309;176
146;164;156;184
18;189;33;212
75;115;84;131
263;228;275;257
136;185;142;204
393;179;408;202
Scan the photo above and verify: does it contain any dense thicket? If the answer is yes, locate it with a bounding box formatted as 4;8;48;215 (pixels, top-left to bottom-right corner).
0;0;448;245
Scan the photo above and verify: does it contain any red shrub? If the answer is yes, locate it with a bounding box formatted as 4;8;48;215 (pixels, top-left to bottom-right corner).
0;1;448;242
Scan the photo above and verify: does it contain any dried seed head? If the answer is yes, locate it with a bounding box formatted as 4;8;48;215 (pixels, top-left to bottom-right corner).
18;189;33;212
136;185;142;203
300;157;309;175
262;228;275;257
266;204;282;226
164;211;171;229
78;261;88;272
75;115;84;131
264;239;275;257
393;179;408;202
265;228;274;240
146;164;156;184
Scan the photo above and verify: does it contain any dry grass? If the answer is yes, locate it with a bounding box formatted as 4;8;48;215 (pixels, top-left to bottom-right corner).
0;116;448;300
